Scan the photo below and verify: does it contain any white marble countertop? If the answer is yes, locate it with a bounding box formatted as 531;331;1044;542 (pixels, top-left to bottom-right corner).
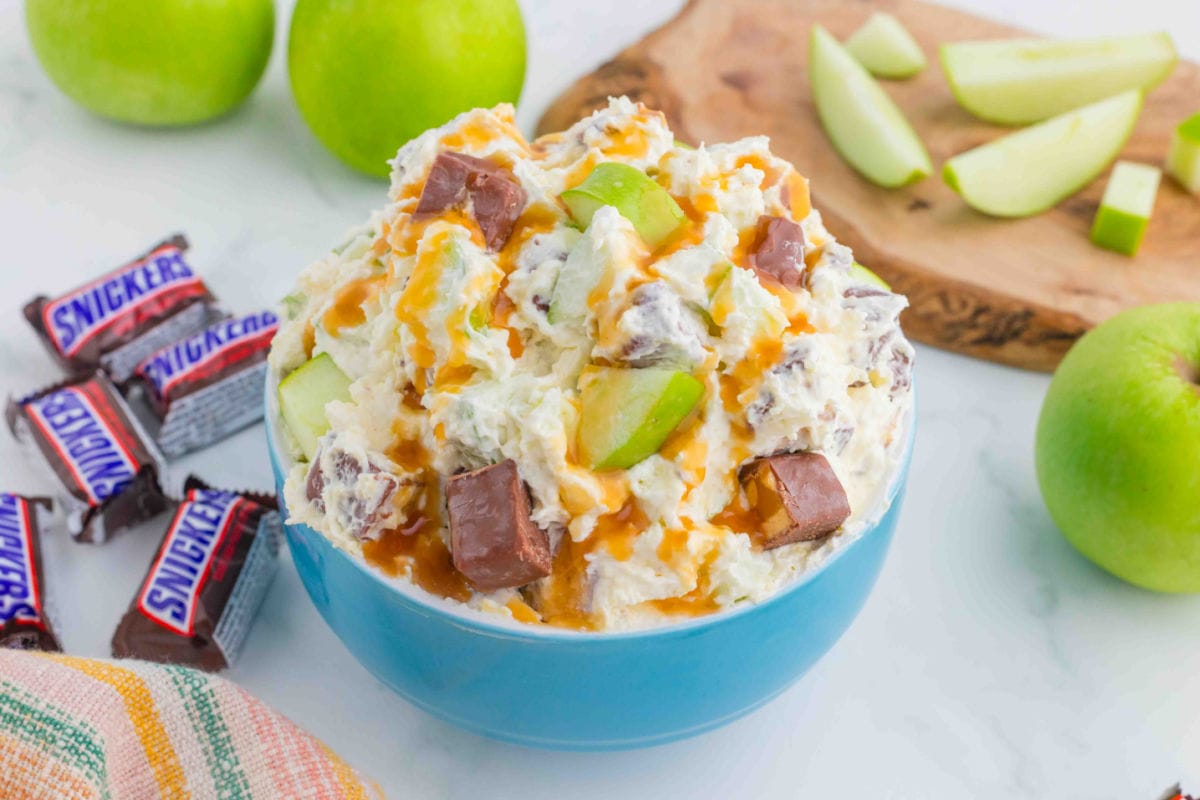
2;1;1199;796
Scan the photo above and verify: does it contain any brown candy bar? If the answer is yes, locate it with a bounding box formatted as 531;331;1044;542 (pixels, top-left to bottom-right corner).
740;452;850;549
446;459;551;591
112;478;281;671
131;309;280;457
24;234;217;381
749;215;806;289
6;372;168;543
415;152;528;250
0;494;61;652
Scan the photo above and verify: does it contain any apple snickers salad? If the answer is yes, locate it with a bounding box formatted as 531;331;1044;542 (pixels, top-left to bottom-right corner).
270;97;913;632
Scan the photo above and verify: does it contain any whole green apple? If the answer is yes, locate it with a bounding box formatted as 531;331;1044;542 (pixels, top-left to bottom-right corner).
288;0;526;178
1036;303;1200;592
25;0;274;126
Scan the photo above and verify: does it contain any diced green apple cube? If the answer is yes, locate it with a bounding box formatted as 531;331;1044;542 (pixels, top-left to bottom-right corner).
1090;161;1161;256
577;366;704;471
560;162;686;249
278;353;353;460
850;262;891;290
1167;112;1200;194
942;90;1143;218
844;13;926;79
809;24;932;188
940;32;1176;125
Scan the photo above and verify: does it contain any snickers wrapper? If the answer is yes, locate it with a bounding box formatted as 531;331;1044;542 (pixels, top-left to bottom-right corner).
0;495;61;652
130;309;280;458
112;479;281;671
6;372;169;543
24;234;217;381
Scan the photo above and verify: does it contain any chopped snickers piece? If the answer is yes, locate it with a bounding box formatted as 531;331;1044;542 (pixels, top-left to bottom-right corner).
739;452;850;549
415;152;528;251
446;459;551;591
749;215;806;289
304;441;406;542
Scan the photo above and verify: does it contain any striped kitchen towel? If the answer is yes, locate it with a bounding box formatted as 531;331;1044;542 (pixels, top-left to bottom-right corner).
0;650;383;799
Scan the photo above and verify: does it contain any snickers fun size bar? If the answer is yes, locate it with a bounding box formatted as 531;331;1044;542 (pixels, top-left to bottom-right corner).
24;234;217;381
131;309;280;458
0;494;60;652
6;372;168;543
112;479;282;671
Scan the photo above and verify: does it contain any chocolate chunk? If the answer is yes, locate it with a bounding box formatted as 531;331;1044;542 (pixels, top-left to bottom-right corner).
23;234;218;380
0;495;60;653
415;152;528;251
7;372;169;543
739;452;850;549
111;479;281;671
305;444;402;542
415;152;477;216
749;215;806;288
446;459;551;591
471;171;527;251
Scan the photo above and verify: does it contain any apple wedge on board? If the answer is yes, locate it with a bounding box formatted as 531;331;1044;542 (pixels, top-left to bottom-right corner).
809;24;932;188
943;90;1143;218
941;32;1176;125
844;12;927;80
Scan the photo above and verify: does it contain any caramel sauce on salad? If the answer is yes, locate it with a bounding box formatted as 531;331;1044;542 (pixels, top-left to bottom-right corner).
362;483;474;604
323;273;385;333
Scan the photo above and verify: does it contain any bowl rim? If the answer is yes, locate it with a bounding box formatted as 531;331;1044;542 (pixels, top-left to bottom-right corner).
265;368;914;642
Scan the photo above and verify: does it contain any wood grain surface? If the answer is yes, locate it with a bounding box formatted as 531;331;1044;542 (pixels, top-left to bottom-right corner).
538;0;1200;371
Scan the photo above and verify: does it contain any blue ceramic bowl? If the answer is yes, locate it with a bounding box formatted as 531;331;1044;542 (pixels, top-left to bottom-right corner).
266;378;913;750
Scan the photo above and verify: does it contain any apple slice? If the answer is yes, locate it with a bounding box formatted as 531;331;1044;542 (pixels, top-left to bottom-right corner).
942;90;1142;218
1090;161;1161;256
1167;112;1200;194
940;33;1176;125
577;366;704;471
844;13;927;79
560;163;686;248
278;353;352;460
809;24;932;188
849;262;891;291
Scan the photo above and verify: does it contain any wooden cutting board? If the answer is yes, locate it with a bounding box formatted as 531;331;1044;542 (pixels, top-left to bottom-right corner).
538;0;1200;371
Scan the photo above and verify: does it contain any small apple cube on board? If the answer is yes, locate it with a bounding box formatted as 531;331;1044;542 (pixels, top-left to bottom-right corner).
1167;112;1200;194
844;13;927;79
561;162;686;249
1090;161;1162;256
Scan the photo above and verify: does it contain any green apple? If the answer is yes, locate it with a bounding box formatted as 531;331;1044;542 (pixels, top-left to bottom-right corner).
850;262;891;291
25;0;273;125
279;353;352;460
1167;112;1200;194
577;366;704;471
940;33;1176;125
560;163;686;249
844;13;926;80
1090;161;1161;256
809;24;932;188
943;90;1142;218
1036;303;1200;593
288;0;526;177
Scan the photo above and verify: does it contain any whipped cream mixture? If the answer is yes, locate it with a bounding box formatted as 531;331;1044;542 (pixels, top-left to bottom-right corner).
270;97;913;631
